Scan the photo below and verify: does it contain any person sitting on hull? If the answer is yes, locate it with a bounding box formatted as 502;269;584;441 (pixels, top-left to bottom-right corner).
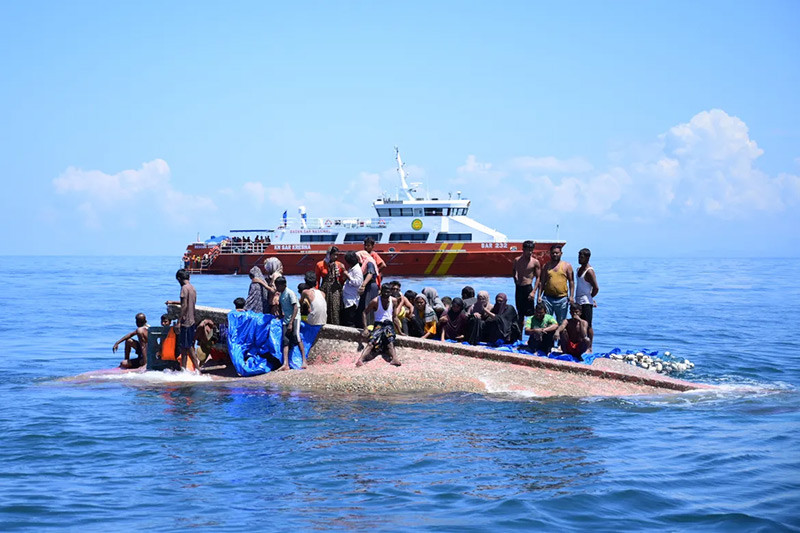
356;284;401;367
113;313;149;369
556;303;590;362
481;293;520;345
525;303;559;354
467;291;492;345
408;294;437;340
439;297;469;342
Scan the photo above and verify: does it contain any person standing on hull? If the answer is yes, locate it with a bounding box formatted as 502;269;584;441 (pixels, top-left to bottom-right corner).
301;271;328;326
356;284;401;367
512;240;541;333
276;276;307;370
363;236;386;287
166;269;201;371
537;244;574;326
342;251;364;328
575;247;599;351
315;246;345;325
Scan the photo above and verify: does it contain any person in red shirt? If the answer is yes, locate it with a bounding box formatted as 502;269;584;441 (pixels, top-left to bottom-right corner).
363;237;386;286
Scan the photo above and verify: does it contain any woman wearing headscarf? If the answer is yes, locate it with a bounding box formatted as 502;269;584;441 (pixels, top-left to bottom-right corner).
244;265;270;313
467;291;492;345
421;287;446;318
315;246;346;325
408;294;437;339
439;297;469;341
356;250;379;326
263;257;284;315
482;293;520;345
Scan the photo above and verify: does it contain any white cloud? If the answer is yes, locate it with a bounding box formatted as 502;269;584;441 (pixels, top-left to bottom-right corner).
509;156;593;173
455;155;505;185
53;159;217;228
449;109;799;219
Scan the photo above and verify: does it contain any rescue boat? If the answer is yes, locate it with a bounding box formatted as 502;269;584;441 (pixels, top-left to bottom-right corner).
183;149;564;276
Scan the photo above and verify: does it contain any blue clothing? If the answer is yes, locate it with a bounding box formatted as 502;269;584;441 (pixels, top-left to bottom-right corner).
543;295;569;325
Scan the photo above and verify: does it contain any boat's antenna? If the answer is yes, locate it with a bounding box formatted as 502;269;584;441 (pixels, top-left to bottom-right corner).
556;224;560;240
395;146;415;201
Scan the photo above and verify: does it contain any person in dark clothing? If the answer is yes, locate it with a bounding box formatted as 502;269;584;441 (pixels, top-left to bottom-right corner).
481;293;520;345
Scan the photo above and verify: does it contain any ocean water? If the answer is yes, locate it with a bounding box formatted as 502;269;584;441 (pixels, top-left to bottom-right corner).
0;256;798;532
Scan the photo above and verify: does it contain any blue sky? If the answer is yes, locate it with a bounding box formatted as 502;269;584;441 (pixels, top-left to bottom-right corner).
1;1;798;257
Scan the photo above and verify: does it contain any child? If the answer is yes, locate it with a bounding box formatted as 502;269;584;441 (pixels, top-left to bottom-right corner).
113;313;149;369
276;276;307;370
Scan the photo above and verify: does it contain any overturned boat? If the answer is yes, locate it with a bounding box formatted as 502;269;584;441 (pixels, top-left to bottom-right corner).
72;304;715;398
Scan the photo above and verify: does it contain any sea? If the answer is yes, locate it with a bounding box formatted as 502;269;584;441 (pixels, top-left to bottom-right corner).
0;256;798;532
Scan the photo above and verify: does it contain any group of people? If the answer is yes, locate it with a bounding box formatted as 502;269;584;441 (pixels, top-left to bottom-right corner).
116;238;599;371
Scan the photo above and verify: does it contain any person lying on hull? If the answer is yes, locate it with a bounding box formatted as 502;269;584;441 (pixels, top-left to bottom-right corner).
356;284;401;367
555;303;590;362
113;313;149;369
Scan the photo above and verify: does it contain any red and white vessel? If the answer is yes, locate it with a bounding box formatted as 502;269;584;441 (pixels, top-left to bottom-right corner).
183;149;564;276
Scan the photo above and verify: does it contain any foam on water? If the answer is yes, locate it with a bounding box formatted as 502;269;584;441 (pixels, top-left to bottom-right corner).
85;369;215;384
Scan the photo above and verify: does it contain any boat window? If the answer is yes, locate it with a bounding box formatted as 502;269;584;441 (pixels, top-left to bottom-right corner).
300;234;337;243
436;233;472;242
389;232;429;242
344;232;383;243
424;208;443;216
389;208;403;216
376;208;390;217
401;208;413;216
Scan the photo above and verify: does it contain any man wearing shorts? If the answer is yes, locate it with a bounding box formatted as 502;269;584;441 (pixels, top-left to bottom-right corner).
356;284;400;367
166;269;201;370
113;312;149;369
575;248;599;351
556;303;590;361
276;276;307;370
537;244;574;325
512;240;541;332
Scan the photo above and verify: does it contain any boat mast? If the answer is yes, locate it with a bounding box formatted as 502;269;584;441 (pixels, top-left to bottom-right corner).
395;146;415;201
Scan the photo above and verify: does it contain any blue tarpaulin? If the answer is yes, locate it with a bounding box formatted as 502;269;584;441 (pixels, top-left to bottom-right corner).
226;311;323;377
444;338;614;364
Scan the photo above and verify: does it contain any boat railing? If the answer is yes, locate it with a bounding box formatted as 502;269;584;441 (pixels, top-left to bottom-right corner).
217;242;271;254
275;217;389;230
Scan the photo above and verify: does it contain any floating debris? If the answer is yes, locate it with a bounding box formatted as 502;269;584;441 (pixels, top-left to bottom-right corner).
607;350;694;375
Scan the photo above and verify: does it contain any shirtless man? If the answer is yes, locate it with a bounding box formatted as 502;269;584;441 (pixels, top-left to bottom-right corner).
165;269;201;371
113;313;149;369
537;244;574;325
575;248;599;351
356;284;400;367
512;240;541;332
556;303;590;361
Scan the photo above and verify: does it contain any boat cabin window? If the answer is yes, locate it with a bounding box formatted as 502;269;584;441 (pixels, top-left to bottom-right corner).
300;234;337;243
377;208;414;217
389;232;429;242
344;232;383;243
436;232;472;242
446;208;468;216
424;207;443;216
